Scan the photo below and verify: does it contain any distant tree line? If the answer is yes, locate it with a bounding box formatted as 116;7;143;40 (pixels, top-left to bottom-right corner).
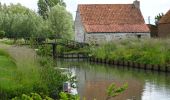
0;0;74;42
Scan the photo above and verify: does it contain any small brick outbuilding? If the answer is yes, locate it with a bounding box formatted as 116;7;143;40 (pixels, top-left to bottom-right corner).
158;10;170;37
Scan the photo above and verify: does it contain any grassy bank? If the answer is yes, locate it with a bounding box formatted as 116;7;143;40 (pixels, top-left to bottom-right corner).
0;45;44;99
89;39;170;65
0;43;67;99
0;49;17;91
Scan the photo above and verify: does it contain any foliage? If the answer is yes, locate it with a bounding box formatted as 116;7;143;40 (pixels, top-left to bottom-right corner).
38;57;68;99
59;92;80;100
106;83;128;100
0;30;5;38
12;93;53;100
48;5;74;39
89;39;170;65
0;44;67;99
38;0;66;19
0;38;25;45
0;46;49;99
0;3;46;41
155;13;164;25
36;45;52;56
0;3;74;43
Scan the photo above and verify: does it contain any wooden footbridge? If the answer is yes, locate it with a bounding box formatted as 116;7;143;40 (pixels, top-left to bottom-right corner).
46;39;88;59
23;37;89;59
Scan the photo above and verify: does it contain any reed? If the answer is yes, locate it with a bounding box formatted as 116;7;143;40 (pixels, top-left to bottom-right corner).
90;38;170;66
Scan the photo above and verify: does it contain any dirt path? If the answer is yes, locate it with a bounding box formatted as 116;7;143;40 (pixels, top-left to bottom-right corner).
0;43;37;64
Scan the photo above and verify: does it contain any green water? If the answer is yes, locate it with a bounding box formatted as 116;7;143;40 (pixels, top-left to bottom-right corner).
57;59;170;100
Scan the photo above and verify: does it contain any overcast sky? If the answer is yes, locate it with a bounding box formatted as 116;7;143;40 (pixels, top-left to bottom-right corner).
0;0;170;24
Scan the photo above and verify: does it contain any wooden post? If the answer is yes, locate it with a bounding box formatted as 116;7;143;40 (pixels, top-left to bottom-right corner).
52;43;57;59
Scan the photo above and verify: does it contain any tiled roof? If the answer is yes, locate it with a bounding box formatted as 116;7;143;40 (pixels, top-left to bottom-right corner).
159;10;170;24
78;4;150;33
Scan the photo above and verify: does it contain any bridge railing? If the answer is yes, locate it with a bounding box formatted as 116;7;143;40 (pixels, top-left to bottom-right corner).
22;37;89;49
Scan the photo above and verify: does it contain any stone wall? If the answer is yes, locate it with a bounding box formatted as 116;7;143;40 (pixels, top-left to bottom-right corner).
75;11;85;43
75;11;150;43
85;33;150;44
158;24;170;38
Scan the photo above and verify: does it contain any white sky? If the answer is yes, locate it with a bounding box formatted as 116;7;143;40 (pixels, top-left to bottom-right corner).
0;0;170;24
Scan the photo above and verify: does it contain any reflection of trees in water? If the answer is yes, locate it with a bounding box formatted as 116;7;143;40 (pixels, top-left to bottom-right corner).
57;59;170;99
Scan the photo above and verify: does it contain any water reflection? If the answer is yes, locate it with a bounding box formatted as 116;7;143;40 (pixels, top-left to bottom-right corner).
57;59;170;100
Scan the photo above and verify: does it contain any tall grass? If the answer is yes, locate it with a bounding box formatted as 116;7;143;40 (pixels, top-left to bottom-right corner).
0;43;68;99
0;45;46;99
0;49;18;98
90;39;170;65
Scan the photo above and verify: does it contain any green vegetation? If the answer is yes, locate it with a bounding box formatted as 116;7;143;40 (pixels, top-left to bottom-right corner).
0;4;44;41
0;30;5;38
0;44;67;99
12;93;53;100
106;83;128;100
0;38;24;45
155;13;164;25
0;46;44;99
89;39;170;65
38;0;66;19
48;5;74;39
0;49;17;94
0;1;74;43
59;92;80;100
38;57;67;98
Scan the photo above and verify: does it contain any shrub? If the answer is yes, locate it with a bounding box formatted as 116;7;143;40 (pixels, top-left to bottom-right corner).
0;31;5;39
12;93;53;100
38;57;68;99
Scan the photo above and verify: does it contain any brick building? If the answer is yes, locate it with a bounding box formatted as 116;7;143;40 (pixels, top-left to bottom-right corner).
147;24;158;37
158;10;170;37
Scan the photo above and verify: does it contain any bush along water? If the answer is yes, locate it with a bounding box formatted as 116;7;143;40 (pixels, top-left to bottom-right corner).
33;44;68;99
89;39;170;66
38;56;68;99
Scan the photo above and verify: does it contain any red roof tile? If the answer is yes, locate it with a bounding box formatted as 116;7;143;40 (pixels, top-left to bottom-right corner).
159;10;170;24
78;4;150;33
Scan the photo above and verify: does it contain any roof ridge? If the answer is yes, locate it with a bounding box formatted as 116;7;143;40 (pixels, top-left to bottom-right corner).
78;4;132;5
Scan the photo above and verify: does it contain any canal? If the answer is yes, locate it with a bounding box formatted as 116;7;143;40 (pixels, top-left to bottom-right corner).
57;59;170;100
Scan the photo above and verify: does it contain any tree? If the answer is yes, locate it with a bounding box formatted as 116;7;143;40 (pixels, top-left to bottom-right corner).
0;3;33;40
48;5;74;39
46;0;66;7
0;2;2;10
0;3;46;42
38;0;66;19
0;30;5;39
155;13;164;25
38;0;49;19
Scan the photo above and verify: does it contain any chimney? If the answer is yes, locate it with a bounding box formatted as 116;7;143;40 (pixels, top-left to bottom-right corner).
133;0;140;9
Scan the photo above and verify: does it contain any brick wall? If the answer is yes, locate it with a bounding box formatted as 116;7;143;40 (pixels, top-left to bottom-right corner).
147;24;158;37
158;24;170;37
